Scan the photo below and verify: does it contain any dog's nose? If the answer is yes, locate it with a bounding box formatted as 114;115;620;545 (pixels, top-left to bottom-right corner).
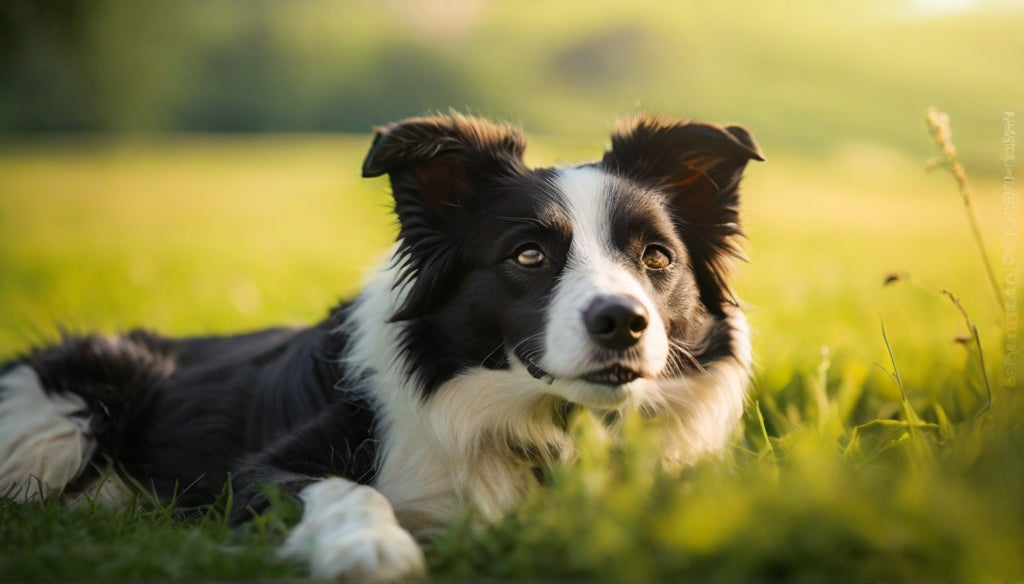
583;295;649;350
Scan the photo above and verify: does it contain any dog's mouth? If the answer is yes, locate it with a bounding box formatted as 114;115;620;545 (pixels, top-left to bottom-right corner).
514;345;643;387
580;364;642;385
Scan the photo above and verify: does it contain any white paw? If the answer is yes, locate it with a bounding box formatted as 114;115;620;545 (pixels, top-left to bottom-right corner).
279;478;426;582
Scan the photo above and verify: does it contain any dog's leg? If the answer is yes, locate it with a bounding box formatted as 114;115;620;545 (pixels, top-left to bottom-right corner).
280;477;426;581
228;398;422;581
0;364;94;500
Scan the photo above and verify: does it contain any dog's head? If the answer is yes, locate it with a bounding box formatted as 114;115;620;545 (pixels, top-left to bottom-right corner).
362;112;762;409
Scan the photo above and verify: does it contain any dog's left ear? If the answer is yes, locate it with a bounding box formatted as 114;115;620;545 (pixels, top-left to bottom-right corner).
602;114;764;310
362;113;528;321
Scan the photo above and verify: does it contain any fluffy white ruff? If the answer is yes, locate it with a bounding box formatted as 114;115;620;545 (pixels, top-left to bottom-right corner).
0;365;94;501
280;477;426;582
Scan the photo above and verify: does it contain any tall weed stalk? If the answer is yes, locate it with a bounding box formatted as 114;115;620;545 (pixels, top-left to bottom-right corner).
925;107;1005;315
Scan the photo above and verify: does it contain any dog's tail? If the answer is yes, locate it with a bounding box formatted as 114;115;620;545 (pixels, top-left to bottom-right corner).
0;331;174;503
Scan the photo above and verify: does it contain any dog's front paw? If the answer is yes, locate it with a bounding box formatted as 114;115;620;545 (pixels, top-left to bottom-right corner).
279;478;425;582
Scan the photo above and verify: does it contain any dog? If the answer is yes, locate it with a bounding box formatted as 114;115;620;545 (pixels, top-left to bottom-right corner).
0;112;761;580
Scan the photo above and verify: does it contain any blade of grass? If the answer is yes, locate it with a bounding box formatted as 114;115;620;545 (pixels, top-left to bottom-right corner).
753;400;776;461
880;318;939;465
813;346;832;433
941;289;993;418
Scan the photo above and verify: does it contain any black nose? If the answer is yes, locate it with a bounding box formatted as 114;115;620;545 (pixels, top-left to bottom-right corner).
582;295;649;351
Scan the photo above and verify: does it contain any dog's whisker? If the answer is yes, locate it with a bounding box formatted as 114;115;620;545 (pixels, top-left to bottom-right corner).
668;340;707;374
480;342;507;366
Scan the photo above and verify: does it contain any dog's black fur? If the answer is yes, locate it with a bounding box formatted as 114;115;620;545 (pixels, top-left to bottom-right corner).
16;320;373;519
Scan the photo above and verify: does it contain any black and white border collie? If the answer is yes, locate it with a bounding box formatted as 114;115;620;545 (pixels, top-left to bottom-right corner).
0;113;761;580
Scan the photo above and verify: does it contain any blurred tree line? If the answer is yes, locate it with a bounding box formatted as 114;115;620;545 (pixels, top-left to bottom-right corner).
0;0;485;132
0;0;1020;174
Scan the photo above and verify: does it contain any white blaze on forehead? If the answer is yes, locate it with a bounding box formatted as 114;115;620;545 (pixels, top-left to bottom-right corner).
553;166;615;265
540;166;669;384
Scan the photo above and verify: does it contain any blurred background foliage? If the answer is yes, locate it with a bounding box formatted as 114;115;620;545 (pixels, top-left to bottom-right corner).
2;0;1022;171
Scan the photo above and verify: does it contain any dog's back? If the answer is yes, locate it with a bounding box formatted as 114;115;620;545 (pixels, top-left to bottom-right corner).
0;313;368;507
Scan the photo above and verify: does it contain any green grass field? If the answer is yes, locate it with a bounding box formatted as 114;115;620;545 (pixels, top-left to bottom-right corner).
0;128;1019;580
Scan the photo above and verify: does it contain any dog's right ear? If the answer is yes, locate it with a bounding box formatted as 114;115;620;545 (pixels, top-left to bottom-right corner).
362;113;528;320
362;112;527;215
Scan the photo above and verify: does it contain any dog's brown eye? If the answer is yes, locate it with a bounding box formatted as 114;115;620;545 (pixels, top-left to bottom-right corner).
642;246;671;270
515;246;547;267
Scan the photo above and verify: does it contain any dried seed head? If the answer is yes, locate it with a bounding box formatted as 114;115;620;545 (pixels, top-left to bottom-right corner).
926;107;957;157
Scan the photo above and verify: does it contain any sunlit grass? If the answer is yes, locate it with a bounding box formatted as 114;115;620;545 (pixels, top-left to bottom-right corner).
0;136;394;343
0;134;1019;580
0;490;305;580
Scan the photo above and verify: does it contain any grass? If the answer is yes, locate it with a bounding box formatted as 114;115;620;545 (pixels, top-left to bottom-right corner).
0;127;1020;580
0;486;306;580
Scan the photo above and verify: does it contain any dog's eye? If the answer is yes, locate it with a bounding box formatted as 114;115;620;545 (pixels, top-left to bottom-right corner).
642;246;671;270
514;246;547;267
